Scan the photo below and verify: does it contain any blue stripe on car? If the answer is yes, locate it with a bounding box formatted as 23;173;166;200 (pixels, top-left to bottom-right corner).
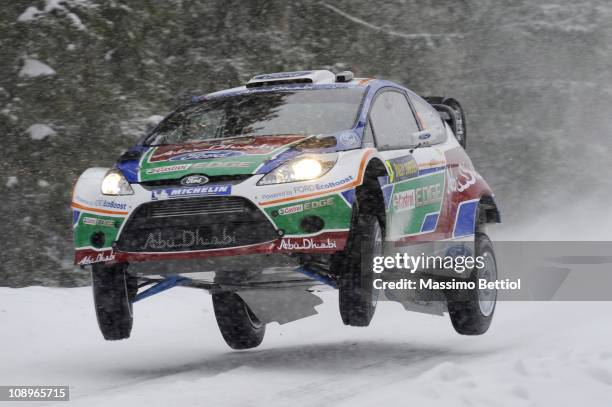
420;213;438;232
453;199;479;237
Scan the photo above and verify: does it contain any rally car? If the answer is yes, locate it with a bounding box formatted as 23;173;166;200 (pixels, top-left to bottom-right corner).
72;70;501;349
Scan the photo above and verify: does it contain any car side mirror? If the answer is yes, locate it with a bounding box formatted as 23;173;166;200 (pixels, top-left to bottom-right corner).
409;130;432;146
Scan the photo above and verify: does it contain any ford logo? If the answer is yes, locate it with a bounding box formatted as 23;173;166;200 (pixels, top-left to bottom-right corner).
180;175;209;186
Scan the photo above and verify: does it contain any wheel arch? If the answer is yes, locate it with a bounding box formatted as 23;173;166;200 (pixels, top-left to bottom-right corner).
478;195;502;225
354;157;388;229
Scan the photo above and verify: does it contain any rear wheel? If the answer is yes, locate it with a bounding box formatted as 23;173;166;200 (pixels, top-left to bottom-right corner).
212;292;265;349
447;233;497;335
91;262;137;340
337;212;383;326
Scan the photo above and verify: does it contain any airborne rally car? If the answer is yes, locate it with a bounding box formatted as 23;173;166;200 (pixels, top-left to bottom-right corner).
72;70;501;349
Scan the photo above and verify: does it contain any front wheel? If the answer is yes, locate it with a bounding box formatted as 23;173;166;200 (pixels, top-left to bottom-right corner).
91;262;137;340
212;292;265;350
337;213;383;327
447;233;497;335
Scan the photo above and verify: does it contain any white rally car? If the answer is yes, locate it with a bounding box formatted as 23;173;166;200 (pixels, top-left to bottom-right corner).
72;70;501;349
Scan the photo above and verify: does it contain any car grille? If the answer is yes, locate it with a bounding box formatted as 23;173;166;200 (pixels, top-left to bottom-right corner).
148;198;247;218
116;196;277;252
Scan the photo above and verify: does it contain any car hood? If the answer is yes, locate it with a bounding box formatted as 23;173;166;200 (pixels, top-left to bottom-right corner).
123;135;313;183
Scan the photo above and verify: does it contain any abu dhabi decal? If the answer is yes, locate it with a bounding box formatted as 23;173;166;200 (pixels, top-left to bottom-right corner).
169;150;244;161
151;185;232;200
77;250;115;265
141;228;237;250
145;164;192;175
277;237;338;250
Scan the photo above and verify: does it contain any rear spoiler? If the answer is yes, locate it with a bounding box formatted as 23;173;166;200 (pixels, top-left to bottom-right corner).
422;96;467;148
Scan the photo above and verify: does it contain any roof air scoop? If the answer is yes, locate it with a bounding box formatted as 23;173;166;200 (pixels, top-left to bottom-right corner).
246;70;336;88
335;71;354;82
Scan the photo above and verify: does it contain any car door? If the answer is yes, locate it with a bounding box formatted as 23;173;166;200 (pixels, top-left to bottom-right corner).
368;89;447;243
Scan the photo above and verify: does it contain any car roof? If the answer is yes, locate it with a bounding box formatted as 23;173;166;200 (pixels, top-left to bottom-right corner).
191;78;409;103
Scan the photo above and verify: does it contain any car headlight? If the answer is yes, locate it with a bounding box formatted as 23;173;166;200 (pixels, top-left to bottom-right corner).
101;169;134;195
257;154;337;185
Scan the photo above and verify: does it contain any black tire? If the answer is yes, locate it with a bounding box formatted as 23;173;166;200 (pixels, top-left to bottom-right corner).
447;233;497;335
337;212;383;327
91;263;137;341
212;292;265;350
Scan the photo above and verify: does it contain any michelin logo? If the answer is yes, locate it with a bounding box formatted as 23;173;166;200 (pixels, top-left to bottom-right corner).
151;185;232;200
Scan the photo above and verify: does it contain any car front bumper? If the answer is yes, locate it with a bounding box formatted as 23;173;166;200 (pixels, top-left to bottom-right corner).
72;175;355;266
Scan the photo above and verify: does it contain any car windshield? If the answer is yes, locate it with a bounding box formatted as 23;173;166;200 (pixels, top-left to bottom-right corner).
144;88;365;145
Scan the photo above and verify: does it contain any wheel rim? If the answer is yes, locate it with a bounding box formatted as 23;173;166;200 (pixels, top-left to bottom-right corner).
477;251;497;316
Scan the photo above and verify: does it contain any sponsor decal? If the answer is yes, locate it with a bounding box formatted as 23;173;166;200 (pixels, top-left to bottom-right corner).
78;250;115;265
151;185;232;200
192;161;252;169
393;182;442;212
260;176;355;202
278;204;303;216
447;163;480;193
82;217;118;228
141;228;236;250
415;183;443;206
94;199;128;210
261;190;295;201
277;238;338;250
148;136;304;162
293;175;355;194
393;190;416;212
386;156;418;183
181;174;209;186
277;197;335;216
145;164;192;175
169;150;244;161
82;216;96;225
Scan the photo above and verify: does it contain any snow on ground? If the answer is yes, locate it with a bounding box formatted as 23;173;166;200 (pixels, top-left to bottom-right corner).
19;59;56;79
25;124;56;140
1;287;611;407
